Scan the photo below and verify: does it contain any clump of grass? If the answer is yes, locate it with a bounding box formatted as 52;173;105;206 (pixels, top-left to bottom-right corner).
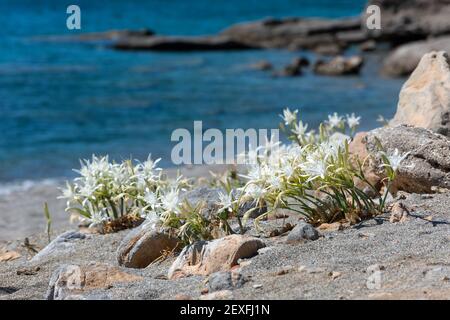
43;202;52;243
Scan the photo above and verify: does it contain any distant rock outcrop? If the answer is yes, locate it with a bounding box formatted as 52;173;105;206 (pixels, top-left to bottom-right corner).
313;56;364;76
363;0;450;44
382;37;450;77
221;17;365;51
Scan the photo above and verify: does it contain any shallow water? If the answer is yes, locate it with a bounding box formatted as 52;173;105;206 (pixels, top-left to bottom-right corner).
0;0;404;182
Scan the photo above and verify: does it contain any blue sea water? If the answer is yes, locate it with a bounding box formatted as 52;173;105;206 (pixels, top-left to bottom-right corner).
0;0;404;182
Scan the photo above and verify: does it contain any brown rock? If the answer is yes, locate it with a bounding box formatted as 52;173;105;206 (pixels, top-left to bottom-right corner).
389;202;410;223
314;56;364;76
199;290;233;300
0;250;21;262
390;51;450;136
117;222;180;268
317;222;344;232
348;132;383;192
168;235;265;279
46;262;142;300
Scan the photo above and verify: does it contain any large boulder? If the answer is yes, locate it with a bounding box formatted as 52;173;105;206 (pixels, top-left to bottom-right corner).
390;51;450;136
352;125;450;194
46;262;142;300
363;0;450;44
117;222;180;268
168;234;265;279
382;37;450;77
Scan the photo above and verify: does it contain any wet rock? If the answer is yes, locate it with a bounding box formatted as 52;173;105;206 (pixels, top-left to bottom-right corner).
276;57;310;77
382;37;450;77
286;221;320;243
117;221;180;268
30;231;86;264
168;234;265;279
207;271;245;292
113;35;255;51
390;51;450;136
46;262;142;300
34;29;154;42
314;56;364;76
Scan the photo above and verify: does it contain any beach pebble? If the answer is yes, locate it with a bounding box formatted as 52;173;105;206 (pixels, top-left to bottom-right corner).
208;271;245;292
286;221;320;243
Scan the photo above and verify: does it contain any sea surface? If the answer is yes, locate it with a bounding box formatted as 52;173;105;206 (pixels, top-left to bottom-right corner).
0;0;405;183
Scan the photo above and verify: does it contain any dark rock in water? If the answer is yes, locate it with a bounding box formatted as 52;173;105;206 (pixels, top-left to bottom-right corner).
208;271;246;292
382;36;450;77
363;0;450;44
275;57;310;77
30;231;86;264
221;17;364;50
250;60;273;71
359;40;377;52
314;56;364;76
113;35;256;51
286;221;320;243
34;29;154;42
117;221;180;268
313;43;344;56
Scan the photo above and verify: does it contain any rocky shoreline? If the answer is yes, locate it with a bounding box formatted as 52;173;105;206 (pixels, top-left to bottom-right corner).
37;0;450;78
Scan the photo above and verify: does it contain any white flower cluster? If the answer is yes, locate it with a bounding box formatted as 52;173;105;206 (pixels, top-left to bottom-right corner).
239;108;407;224
59;155;189;227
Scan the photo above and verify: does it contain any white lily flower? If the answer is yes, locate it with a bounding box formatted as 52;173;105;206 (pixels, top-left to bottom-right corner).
280;108;298;125
346;113;361;129
161;189;180;213
292;121;308;137
218;191;233;212
143;188;159;209
326;112;343;129
380;149;410;172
